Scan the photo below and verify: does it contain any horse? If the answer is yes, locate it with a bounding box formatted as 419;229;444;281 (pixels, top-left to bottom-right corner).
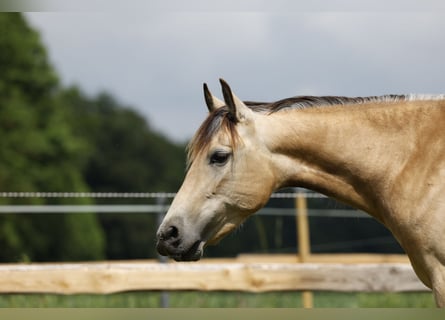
156;79;445;306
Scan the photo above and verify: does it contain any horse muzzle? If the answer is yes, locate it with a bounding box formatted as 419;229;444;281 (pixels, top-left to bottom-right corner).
156;225;205;261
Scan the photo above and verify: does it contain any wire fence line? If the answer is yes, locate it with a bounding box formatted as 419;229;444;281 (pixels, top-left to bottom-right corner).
0;190;328;199
0;191;370;219
0;192;177;199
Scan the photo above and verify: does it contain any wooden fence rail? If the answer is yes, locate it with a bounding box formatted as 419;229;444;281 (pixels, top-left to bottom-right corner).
0;258;429;295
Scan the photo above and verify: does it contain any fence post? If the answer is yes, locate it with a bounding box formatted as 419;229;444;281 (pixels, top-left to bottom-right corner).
296;190;313;308
156;195;169;308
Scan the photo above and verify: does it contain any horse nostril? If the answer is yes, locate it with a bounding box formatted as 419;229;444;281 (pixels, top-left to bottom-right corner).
165;225;179;240
157;225;181;256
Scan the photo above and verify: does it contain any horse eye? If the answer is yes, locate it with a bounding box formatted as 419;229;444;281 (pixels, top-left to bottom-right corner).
209;151;230;166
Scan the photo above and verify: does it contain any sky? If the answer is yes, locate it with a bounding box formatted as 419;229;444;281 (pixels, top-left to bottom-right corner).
25;6;445;142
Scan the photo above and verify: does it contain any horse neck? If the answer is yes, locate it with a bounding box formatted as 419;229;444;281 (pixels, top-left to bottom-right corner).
260;103;420;221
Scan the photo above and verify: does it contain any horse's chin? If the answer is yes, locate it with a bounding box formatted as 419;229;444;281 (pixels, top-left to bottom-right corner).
171;240;205;262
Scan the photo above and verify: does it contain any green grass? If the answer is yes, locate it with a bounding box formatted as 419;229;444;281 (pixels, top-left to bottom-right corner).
0;291;435;308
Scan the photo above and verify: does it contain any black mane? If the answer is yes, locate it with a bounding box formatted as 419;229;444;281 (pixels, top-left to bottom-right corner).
245;95;408;114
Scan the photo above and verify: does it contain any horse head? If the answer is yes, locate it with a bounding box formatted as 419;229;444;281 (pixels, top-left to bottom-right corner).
156;79;277;261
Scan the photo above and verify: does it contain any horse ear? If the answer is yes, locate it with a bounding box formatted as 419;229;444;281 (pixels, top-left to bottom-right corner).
203;83;225;112
219;78;251;123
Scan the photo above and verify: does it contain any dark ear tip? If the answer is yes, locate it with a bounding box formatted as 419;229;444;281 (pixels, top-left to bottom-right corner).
203;83;210;96
219;79;232;97
219;78;228;87
203;83;213;112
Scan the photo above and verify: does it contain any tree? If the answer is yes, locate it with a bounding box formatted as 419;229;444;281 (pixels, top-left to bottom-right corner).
0;13;105;262
60;87;186;259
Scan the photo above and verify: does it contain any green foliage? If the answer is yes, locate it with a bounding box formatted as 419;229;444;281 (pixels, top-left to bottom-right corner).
60;88;185;193
0;13;58;103
59;88;186;259
0;13;104;262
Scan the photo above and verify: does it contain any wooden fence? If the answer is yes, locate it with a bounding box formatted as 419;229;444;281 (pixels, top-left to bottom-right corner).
0;254;429;295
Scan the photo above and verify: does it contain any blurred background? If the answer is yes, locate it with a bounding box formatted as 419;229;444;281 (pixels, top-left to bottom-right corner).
1;10;444;264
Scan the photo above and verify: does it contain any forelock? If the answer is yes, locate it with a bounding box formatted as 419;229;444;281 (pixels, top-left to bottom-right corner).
186;107;239;169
